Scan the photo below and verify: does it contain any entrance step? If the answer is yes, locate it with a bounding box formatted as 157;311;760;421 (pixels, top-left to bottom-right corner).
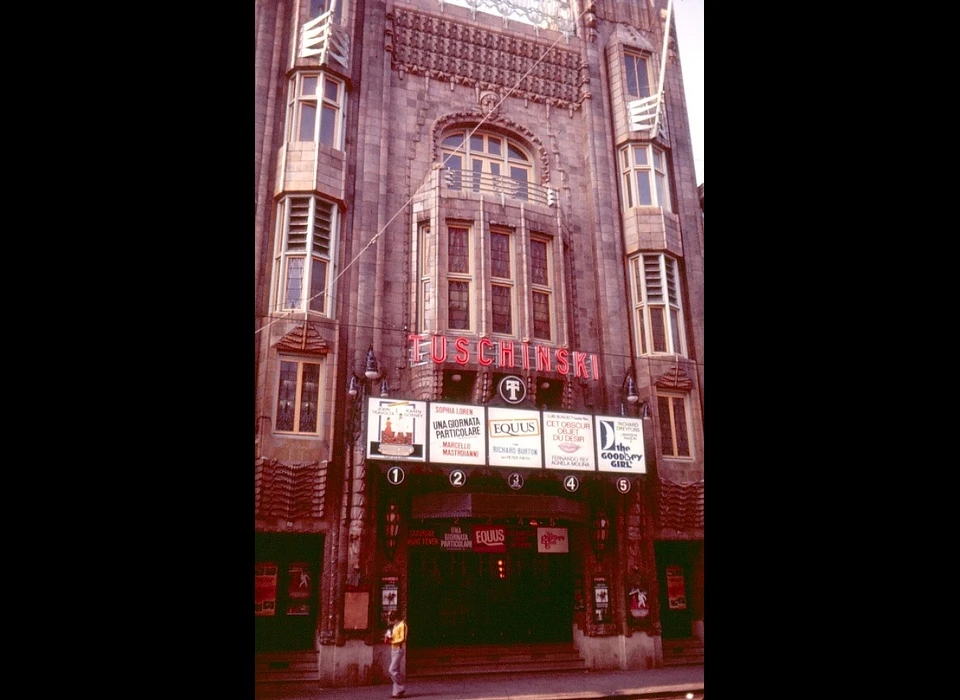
409;642;587;677
255;651;320;682
662;638;704;666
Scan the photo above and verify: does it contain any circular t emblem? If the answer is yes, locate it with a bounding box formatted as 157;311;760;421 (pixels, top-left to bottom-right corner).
498;375;527;404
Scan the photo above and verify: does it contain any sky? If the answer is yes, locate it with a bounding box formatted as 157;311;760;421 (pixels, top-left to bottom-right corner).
673;0;704;186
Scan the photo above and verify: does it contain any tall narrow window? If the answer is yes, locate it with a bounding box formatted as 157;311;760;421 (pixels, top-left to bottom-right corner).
287;72;345;149
276;359;322;434
656;394;691;458
631;254;686;356
624;51;651;99
620;144;671;211
419;223;434;333
530;235;554;341
447;225;472;331
274;196;336;315
490;229;514;335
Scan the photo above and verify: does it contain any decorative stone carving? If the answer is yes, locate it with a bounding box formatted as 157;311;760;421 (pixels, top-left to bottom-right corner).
390;7;587;112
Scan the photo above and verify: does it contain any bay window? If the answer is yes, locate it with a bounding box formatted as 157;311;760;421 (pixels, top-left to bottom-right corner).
631;254;686;356
287;72;345;149
274;195;337;316
620;143;671;211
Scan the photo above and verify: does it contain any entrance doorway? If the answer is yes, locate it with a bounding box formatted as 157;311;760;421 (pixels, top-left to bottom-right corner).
654;540;700;640
408;536;573;648
255;533;323;652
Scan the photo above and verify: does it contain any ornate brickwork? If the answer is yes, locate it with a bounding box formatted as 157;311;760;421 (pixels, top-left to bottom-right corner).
657;478;704;532
386;7;589;112
655;364;693;390
255;457;327;520
273;322;331;355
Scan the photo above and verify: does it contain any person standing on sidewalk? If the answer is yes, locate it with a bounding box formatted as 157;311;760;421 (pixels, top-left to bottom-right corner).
384;611;407;699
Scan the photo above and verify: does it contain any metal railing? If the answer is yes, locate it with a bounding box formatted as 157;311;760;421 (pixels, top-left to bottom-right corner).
441;168;557;207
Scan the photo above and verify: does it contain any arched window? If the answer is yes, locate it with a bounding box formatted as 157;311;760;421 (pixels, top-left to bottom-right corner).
441;130;533;201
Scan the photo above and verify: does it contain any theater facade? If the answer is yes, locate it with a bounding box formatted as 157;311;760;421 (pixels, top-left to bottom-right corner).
254;0;703;686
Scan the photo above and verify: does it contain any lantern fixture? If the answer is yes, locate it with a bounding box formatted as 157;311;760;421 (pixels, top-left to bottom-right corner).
364;345;381;380
384;501;400;561
591;510;609;561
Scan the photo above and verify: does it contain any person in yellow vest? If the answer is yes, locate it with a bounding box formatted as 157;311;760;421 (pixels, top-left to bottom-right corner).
384;610;407;698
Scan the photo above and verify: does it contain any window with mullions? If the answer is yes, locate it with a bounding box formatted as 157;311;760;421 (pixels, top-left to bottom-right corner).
630;254;686;356
273;196;336;315
276;358;322;434
656;393;691;458
287;72;345;149
441;130;532;201
530;234;554;341
447;225;472;331
625;51;652;99
490;229;515;335
620;144;671;211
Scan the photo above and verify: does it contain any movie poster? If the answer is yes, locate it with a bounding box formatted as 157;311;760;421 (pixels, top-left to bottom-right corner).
666;565;687;610
255;563;277;617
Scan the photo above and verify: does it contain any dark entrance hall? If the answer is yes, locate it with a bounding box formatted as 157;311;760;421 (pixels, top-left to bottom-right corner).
408;545;573;648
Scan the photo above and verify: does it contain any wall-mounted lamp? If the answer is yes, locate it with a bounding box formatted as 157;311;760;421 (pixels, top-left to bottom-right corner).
625;375;640;404
591;510;610;561
347;375;359;397
384;500;400;561
640;401;650;420
379;377;390;397
364;345;381;380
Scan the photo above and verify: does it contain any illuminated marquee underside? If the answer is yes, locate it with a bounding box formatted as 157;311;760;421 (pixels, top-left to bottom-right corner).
408;334;600;380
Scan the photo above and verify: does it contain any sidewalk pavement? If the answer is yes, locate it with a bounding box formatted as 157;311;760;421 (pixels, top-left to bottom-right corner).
254;665;704;700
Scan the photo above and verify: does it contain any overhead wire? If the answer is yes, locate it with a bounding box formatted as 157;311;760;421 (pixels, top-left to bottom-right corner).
256;3;591;337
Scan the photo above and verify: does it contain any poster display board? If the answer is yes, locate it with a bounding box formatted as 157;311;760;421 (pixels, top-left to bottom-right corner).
594;415;646;474
255;563;277;617
286;562;312;616
428;402;486;465
486;406;543;468
366;398;427;461
592;576;610;623
542;411;596;471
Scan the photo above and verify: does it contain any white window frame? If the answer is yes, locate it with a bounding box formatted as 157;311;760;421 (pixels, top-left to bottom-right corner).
273;195;337;316
656;392;693;459
441;130;533;201
275;357;324;435
624;50;652;100
619;143;671;211
630;254;686;356
286;71;345;150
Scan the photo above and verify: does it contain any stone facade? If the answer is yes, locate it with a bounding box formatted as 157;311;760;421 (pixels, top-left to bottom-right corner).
255;0;703;685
